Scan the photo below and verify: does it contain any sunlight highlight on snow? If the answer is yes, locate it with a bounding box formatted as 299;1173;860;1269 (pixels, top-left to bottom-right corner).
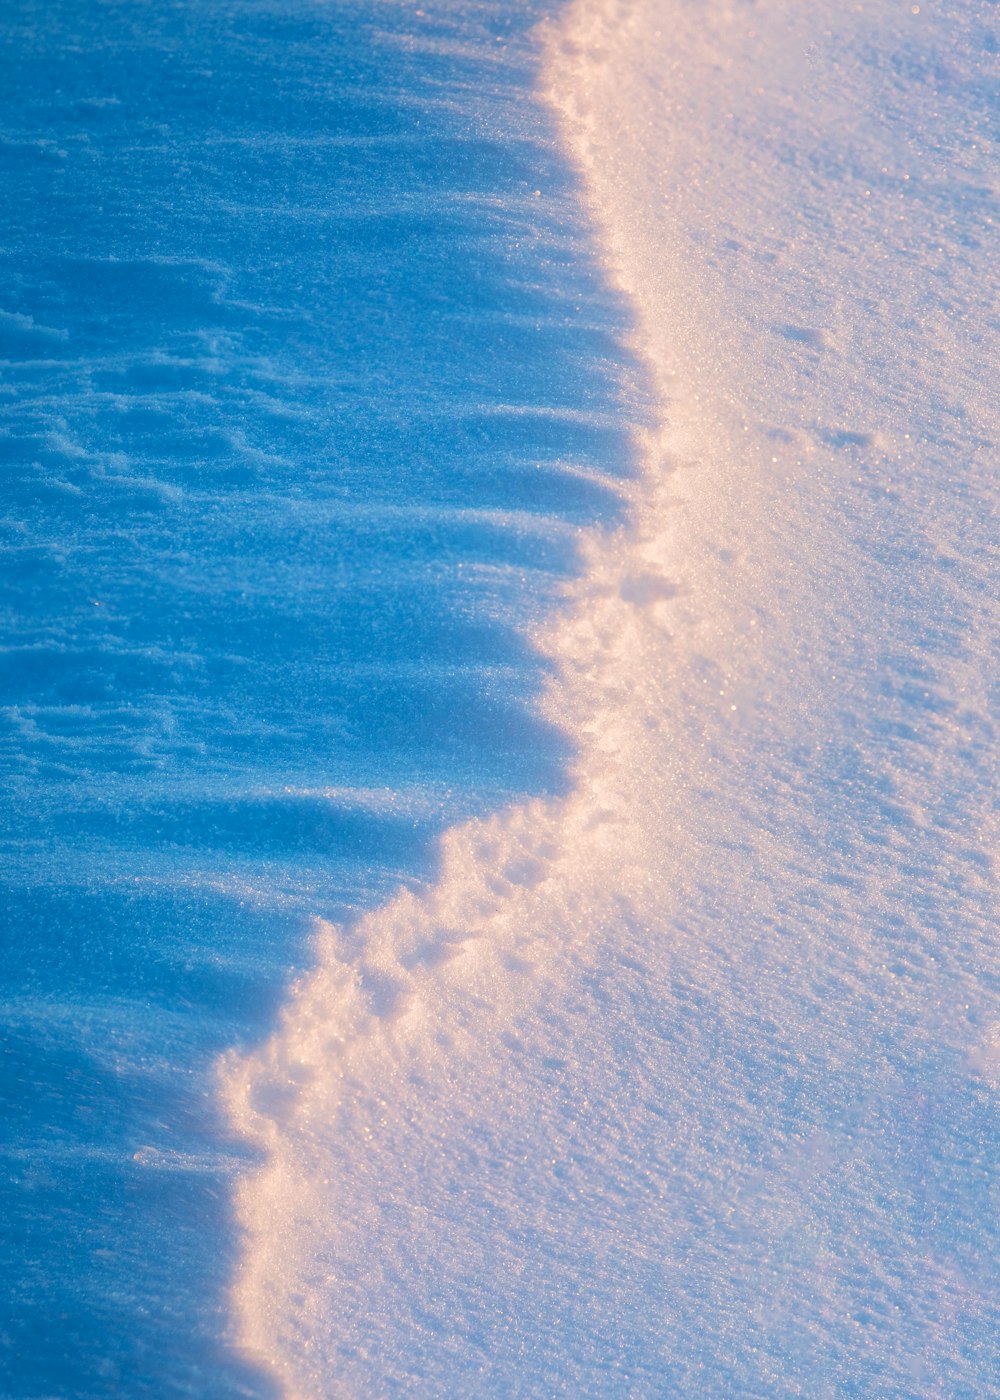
224;2;999;1394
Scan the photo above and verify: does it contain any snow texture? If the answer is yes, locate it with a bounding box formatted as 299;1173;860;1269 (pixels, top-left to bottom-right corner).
2;0;997;1395
0;1;634;1393
227;1;1000;1396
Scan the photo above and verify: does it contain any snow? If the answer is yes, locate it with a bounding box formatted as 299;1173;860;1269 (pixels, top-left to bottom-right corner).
0;1;630;1393
227;1;1000;1395
3;0;998;1394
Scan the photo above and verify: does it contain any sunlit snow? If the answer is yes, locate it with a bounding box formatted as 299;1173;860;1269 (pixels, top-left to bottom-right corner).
3;0;998;1396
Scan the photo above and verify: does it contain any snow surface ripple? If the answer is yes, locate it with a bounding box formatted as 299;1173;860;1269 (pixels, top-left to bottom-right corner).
0;1;638;1393
228;1;999;1396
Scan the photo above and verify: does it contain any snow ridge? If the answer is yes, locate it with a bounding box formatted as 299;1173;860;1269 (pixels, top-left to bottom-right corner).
225;2;1000;1394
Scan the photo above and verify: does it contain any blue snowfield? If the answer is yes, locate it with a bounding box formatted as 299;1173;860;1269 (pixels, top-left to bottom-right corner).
0;0;642;1393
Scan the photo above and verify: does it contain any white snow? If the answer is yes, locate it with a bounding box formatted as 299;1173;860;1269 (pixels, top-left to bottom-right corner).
225;2;1000;1394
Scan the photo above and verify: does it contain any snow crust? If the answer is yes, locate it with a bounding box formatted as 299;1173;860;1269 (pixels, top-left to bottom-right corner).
228;1;1000;1395
1;1;634;1392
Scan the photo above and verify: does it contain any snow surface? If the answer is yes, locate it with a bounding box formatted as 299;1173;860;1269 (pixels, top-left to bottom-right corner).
0;1;634;1393
3;0;997;1394
227;1;1000;1396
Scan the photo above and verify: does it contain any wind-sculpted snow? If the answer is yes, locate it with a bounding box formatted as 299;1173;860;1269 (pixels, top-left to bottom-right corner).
0;2;639;1393
227;0;1000;1395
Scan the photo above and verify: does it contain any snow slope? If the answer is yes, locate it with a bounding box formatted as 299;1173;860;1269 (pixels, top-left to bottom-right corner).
228;1;1000;1396
0;1;634;1393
